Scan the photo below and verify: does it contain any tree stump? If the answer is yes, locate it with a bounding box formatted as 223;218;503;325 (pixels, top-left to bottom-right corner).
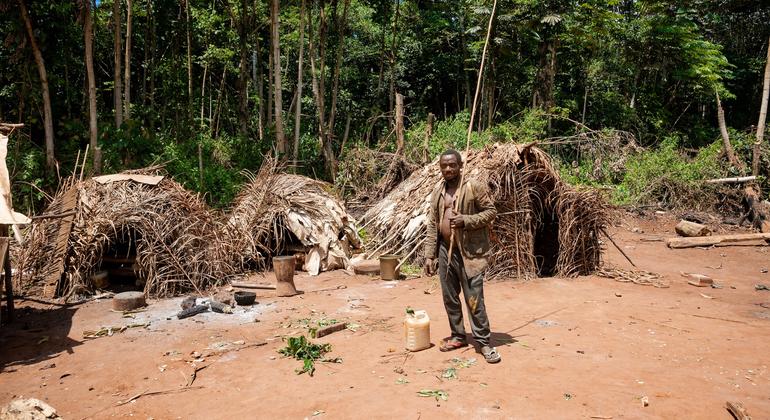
112;291;146;311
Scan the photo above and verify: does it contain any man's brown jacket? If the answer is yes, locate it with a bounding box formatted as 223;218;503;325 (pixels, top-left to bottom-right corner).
423;177;496;278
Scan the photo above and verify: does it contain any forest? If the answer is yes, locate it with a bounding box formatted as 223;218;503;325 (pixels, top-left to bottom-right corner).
1;0;769;212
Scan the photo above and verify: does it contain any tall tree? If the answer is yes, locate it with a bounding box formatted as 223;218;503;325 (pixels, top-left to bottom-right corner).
309;0;335;178
17;0;55;171
113;0;123;127
754;36;770;176
293;0;306;162
271;0;286;154
236;0;251;137
123;0;133;120
716;91;743;172
83;0;100;173
325;0;350;166
185;0;192;114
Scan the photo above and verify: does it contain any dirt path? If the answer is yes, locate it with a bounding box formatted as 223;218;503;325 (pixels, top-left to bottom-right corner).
2;213;770;419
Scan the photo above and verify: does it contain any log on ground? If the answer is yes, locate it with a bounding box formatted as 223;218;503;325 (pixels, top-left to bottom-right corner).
667;233;770;249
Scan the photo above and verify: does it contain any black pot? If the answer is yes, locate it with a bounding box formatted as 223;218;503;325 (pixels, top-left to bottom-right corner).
233;291;256;306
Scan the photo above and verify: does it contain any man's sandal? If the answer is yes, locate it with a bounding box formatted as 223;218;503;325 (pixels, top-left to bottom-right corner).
481;345;501;363
439;337;468;352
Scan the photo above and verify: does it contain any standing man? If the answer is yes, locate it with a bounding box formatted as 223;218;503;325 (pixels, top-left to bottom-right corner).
423;149;500;363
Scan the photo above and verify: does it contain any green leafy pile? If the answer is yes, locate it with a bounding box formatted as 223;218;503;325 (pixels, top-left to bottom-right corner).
278;335;334;376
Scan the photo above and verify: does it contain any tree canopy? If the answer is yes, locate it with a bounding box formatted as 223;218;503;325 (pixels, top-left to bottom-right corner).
1;0;769;209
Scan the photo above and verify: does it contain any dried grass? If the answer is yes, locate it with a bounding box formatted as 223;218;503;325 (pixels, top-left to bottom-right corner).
336;147;420;217
360;143;609;279
226;158;359;274
16;168;235;298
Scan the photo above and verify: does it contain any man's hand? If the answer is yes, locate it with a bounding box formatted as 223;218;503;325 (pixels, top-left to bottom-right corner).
423;258;436;276
450;214;465;229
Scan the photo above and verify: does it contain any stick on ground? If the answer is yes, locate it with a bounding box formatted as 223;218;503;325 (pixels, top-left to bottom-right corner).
315;322;348;338
601;228;636;267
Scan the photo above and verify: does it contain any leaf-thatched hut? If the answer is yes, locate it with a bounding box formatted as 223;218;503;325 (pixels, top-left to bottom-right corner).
16;170;235;299
360;143;609;279
225;161;360;275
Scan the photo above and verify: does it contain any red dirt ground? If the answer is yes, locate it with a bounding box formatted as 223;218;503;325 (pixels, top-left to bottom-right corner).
2;213;770;419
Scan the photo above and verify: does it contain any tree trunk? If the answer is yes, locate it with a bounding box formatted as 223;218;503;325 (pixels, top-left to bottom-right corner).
267;44;273;126
185;0;193;114
340;113;351;153
532;38;557;111
459;11;471;110
84;2;100;174
395;92;404;155
255;47;265;141
388;0;400;122
148;0;156;129
423;112;434;164
326;0;350;162
754;36;770;176
581;79;589;125
309;1;334;179
271;0;286;155
200;63;208;126
294;0;306;162
213;66;227;138
236;0;250;138
18;0;55;171
113;0;123;127
123;0;133;120
716;91;744;171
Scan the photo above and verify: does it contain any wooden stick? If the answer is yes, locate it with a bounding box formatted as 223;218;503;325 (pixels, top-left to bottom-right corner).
31;210;77;220
80;144;89;182
667;233;770;249
601;228;636;267
725;400;752;420
395;237;426;271
689;314;749;324
705;176;757;184
115;386;204;406
315;322;348;338
230;281;276;290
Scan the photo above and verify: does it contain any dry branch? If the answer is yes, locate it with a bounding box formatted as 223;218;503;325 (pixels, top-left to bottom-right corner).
705;176;757;184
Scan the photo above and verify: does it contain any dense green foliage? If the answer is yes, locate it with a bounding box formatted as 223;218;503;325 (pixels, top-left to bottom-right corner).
1;0;768;211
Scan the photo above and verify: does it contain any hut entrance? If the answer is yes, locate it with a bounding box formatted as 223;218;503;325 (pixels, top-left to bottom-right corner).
529;173;560;277
533;212;559;276
98;228;143;292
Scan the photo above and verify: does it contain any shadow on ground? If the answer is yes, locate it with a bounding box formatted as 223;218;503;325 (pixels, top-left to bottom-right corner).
0;300;82;372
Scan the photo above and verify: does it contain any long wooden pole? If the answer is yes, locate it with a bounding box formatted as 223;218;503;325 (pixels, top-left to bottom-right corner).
447;0;497;266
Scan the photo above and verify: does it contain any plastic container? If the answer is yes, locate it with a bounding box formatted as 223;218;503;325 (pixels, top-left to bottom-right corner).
404;310;431;352
379;254;401;280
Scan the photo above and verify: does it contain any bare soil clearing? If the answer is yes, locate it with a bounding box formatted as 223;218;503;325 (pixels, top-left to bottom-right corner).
2;213;770;419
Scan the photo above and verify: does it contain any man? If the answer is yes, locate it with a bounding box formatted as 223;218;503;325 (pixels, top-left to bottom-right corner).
423;149;500;363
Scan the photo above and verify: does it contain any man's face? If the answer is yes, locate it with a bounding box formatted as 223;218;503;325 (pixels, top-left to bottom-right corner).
439;154;462;182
